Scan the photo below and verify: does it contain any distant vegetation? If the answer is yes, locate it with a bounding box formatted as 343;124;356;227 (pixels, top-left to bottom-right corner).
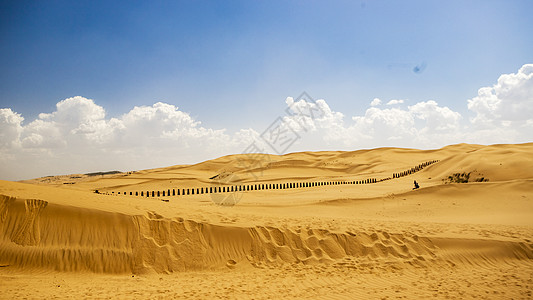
85;171;122;177
448;172;470;183
443;172;489;184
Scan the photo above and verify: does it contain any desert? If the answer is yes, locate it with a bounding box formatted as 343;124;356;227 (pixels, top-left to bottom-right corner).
1;142;532;299
2;1;533;299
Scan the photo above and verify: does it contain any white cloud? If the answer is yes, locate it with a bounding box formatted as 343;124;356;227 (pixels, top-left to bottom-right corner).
370;98;382;106
280;97;462;149
116;102;231;150
409;100;461;132
352;107;415;141
346;100;463;147
466;64;533;144
386;99;404;105
468;64;533;126
40;96;106;124
0;108;23;149
1;97;259;180
20;96;109;148
1;64;532;180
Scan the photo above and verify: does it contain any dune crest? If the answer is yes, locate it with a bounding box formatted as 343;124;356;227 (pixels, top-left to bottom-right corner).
0;195;437;273
1;194;532;275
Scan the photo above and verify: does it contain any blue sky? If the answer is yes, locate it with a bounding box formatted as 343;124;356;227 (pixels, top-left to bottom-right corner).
1;1;533;180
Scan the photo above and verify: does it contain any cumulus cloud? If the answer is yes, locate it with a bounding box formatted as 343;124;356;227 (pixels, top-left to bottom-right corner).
0;97;258;179
466;64;533;143
20;97;110;148
284;97;344;133
409;100;461;132
0;108;23;148
1;64;532;180
370;98;382;106
386;99;404;105
352;107;415;140
468;64;533;126
345;100;463;147
279;96;463;149
116;102;233;150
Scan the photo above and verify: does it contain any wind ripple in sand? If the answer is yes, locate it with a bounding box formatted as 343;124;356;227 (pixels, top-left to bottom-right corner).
11;199;48;246
1;195;531;275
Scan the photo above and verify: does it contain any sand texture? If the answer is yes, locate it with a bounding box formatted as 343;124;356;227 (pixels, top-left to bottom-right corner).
1;143;533;299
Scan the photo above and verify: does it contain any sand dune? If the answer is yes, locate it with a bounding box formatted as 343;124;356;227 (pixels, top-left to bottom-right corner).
1;143;533;299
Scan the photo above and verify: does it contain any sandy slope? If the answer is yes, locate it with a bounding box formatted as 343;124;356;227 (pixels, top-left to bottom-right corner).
1;143;533;299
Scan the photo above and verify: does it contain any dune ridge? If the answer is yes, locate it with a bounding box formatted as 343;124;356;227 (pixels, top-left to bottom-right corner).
1;194;531;275
100;160;439;199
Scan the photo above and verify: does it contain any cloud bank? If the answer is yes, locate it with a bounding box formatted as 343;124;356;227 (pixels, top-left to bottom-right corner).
1;64;532;180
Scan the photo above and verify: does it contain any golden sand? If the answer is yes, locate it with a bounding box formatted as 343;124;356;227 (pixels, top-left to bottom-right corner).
1;143;532;299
